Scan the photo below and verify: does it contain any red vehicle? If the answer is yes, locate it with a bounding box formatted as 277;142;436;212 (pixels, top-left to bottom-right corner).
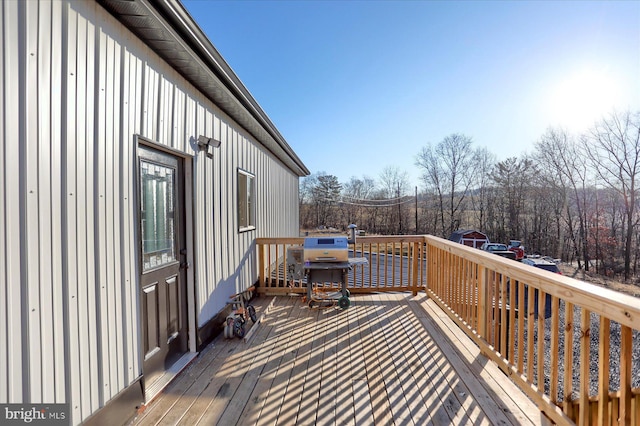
508;240;525;260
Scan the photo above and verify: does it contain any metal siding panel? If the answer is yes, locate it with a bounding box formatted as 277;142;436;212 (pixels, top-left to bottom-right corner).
227;128;236;281
0;0;6;401
158;78;172;146
121;50;138;384
0;0;6;402
1;0;24;403
129;56;144;381
35;0;57;403
49;0;66;402
202;109;213;315
105;33;124;397
193;108;202;322
221;127;230;281
25;0;43;402
143;66;158;140
65;6;83;422
233;132;240;293
212;116;223;299
78;10;100;417
173;89;185;152
97;30;111;402
193;105;206;326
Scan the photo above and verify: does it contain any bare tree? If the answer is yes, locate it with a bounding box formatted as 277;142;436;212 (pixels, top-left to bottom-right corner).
340;176;376;228
415;133;476;237
299;174;318;229
489;157;535;242
583;110;640;280
536;127;592;268
469;147;496;232
378;166;410;234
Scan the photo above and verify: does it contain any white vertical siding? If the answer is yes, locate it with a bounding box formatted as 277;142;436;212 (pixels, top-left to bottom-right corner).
1;0;23;403
121;48;143;390
2;1;304;424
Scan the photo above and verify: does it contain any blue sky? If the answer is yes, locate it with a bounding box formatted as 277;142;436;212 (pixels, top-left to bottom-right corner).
182;0;640;188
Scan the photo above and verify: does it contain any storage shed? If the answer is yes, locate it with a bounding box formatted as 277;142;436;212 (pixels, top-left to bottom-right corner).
448;229;489;249
0;0;308;424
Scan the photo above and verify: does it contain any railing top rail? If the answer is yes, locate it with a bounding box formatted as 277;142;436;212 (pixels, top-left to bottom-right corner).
256;237;304;244
425;235;640;329
256;235;427;244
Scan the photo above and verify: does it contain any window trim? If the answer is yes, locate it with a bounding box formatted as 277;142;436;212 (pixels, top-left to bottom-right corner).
237;168;256;232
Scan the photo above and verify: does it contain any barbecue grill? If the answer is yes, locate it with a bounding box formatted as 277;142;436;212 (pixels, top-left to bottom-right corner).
286;227;366;309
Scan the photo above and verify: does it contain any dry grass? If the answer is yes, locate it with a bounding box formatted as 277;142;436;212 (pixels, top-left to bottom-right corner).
559;263;640;297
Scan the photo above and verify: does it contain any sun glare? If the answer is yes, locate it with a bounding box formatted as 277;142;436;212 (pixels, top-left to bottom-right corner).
547;68;620;132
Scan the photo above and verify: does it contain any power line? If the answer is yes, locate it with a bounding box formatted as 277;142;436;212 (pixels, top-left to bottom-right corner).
310;187;411;202
314;197;415;207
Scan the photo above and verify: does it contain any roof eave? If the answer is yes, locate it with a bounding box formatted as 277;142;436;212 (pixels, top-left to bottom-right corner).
97;0;310;176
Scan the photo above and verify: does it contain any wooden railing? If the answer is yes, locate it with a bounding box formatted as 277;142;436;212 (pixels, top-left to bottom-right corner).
255;236;426;295
255;234;640;424
425;235;640;425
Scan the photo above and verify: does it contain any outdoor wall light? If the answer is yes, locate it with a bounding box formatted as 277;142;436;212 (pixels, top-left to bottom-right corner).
197;135;221;158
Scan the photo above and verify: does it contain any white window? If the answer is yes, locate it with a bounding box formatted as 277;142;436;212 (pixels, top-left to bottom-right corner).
237;169;255;231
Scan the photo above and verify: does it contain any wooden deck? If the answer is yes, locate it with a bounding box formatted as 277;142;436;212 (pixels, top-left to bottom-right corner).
131;293;550;426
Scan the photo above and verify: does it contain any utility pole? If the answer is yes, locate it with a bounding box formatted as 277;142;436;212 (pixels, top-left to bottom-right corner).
397;182;402;234
415;186;418;234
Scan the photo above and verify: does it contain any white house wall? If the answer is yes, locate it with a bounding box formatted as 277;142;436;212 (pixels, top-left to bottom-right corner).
1;1;302;424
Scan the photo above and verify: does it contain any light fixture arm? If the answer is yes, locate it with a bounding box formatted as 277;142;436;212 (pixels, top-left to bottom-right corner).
197;135;221;159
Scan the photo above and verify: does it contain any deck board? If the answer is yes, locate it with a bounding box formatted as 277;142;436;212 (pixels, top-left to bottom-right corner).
132;293;548;426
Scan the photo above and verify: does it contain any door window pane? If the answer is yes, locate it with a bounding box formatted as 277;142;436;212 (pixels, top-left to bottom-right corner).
141;160;176;271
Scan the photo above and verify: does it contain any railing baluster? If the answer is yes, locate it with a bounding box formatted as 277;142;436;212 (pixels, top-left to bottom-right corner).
374;242;379;290
579;308;591;426
500;273;507;357
527;285;535;383
509;275;517;364
411;241;422;296
493;273;499;349
537;289;546;390
550;295;560;405
267;241;273;288
620;325;633;425
477;265;487;341
517;280;525;375
392;242;397;288
564;301;575;419
597;316;610;426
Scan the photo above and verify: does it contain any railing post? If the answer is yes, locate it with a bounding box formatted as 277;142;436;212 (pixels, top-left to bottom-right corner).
411;241;419;296
258;241;265;288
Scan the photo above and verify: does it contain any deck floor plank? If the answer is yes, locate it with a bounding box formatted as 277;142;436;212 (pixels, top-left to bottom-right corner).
378;293;417;426
333;297;355;426
349;296;375;426
359;294;395;425
408;295;514;424
181;297;285;426
132;293;547;426
271;297;320;426
383;293;435;425
133;296;274;426
411;294;545;425
217;296;299;426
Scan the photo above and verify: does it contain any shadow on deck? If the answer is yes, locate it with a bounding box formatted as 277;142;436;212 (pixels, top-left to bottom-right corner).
132;293;550;426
